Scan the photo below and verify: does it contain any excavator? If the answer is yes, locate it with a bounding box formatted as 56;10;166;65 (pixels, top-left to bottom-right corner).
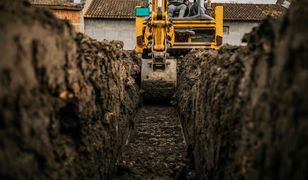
135;0;223;102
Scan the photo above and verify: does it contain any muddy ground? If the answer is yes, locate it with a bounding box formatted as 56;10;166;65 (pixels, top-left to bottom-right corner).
176;1;308;180
0;0;307;180
115;106;191;179
0;1;139;179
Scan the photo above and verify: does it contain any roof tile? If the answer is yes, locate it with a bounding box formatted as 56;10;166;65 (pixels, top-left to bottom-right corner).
30;0;84;9
85;0;147;19
212;3;285;21
85;0;285;21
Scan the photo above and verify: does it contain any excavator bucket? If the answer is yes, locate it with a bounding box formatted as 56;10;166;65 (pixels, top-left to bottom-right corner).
141;58;177;102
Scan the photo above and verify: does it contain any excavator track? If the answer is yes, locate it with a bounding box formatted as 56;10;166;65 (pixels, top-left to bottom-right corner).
115;106;189;179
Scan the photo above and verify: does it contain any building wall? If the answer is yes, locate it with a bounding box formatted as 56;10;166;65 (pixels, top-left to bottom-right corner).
51;9;84;32
223;21;259;45
85;19;136;50
84;19;259;49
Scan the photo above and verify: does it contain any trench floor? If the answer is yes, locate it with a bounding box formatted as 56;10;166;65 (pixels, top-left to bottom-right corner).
115;105;188;179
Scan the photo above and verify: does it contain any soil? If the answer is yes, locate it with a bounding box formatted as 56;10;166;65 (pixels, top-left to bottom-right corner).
0;1;139;179
142;80;176;103
114;106;192;179
0;0;307;180
176;1;308;180
176;46;245;180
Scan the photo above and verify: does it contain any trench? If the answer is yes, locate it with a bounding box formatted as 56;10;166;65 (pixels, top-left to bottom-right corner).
115;105;190;179
1;1;307;180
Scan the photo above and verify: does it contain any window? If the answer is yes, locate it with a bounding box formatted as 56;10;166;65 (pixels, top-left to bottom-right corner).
223;26;230;35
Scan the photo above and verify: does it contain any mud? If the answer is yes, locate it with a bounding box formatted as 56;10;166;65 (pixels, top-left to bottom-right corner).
142;80;176;104
1;0;307;179
0;1;139;179
176;1;308;180
115;106;190;179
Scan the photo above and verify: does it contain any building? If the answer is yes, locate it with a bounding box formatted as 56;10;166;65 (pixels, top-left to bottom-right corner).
84;0;285;49
84;0;146;49
33;0;284;49
30;0;89;32
212;3;285;45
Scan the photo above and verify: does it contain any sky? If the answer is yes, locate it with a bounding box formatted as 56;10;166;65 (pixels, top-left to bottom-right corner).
211;0;277;3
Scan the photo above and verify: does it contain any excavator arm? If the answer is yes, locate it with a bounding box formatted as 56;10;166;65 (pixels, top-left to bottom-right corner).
135;0;223;102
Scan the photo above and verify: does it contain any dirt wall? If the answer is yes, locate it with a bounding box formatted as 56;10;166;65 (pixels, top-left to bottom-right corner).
0;1;139;179
176;1;308;179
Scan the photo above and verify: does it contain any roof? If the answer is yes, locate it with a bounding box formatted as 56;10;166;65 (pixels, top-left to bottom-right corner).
85;0;147;19
85;0;285;21
30;0;85;10
212;3;285;21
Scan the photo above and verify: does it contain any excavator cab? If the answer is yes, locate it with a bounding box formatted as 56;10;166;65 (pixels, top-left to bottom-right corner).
135;0;223;102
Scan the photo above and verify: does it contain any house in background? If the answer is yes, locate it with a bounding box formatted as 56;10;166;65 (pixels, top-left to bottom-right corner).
84;0;146;49
84;0;285;49
30;0;94;32
31;0;286;49
212;3;285;45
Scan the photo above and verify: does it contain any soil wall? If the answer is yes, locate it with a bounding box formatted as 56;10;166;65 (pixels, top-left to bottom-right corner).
176;1;308;179
0;1;139;179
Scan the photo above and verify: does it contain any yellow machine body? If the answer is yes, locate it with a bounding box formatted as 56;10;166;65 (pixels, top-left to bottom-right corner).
135;3;223;53
135;0;223;102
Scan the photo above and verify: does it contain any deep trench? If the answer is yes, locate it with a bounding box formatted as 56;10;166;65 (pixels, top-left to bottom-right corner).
115;105;191;179
0;1;307;180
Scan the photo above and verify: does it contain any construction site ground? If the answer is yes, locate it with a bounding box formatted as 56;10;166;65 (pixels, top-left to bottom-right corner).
115;106;191;179
0;1;307;180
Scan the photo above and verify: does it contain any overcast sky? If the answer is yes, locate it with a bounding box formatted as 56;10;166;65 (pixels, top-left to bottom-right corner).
211;0;277;3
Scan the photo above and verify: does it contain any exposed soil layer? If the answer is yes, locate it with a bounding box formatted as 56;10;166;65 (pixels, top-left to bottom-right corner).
176;1;308;180
142;80;176;103
1;0;307;179
115;106;190;179
0;1;139;179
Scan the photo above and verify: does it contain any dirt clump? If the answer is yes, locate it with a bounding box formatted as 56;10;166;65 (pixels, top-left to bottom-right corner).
0;1;139;179
176;1;308;180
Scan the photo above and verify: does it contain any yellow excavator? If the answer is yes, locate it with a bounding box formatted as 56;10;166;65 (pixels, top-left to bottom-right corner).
135;0;223;102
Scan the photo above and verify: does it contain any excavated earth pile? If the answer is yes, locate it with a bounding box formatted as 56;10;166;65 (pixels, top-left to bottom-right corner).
176;1;308;180
0;1;139;179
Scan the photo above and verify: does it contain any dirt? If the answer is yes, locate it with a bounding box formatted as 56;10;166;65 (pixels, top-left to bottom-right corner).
176;46;245;180
0;1;139;179
142;80;176;103
176;1;308;180
114;106;192;179
1;0;307;179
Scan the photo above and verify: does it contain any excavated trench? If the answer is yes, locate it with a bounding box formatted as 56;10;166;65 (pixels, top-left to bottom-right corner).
1;0;307;180
115;106;189;179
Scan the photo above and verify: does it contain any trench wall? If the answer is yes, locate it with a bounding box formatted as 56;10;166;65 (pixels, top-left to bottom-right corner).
0;1;139;179
176;1;308;179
